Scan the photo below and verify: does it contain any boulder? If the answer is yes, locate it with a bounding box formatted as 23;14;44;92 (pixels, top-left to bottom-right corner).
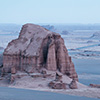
69;79;78;89
55;72;62;81
49;81;67;89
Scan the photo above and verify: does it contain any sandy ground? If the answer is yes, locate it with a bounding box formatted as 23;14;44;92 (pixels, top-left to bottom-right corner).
0;74;98;99
0;87;98;100
9;84;100;99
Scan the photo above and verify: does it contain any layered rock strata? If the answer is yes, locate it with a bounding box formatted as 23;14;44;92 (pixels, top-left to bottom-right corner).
3;23;78;81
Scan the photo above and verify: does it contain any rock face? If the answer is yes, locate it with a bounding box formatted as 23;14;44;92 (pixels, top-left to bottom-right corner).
3;23;78;81
0;54;3;67
61;30;69;35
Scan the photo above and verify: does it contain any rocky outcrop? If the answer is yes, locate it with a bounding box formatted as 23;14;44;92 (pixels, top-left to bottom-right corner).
90;84;100;88
69;79;78;89
49;72;67;89
2;23;78;82
48;72;78;89
61;30;69;35
49;81;67;89
91;31;100;39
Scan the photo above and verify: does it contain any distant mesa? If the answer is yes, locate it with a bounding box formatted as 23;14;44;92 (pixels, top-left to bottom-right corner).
2;23;78;89
91;31;100;38
61;30;70;35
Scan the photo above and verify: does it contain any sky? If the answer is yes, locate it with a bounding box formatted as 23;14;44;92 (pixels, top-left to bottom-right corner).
0;0;100;24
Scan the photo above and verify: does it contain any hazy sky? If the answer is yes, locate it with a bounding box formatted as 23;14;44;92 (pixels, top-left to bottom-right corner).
0;0;100;24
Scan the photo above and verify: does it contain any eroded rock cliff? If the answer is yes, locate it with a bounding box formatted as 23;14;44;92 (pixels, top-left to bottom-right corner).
3;23;78;82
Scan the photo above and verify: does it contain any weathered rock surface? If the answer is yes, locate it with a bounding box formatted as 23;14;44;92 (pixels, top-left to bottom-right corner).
49;72;67;89
69;79;78;89
2;23;78;83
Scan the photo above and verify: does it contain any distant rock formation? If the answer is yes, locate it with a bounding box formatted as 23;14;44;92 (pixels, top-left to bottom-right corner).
61;30;69;35
90;84;100;88
42;25;55;32
49;80;67;89
2;23;78;84
91;31;100;39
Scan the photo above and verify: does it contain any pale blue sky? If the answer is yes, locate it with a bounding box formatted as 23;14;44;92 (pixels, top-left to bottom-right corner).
0;0;100;24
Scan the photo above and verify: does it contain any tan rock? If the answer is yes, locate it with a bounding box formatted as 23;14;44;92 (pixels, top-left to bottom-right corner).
3;23;78;82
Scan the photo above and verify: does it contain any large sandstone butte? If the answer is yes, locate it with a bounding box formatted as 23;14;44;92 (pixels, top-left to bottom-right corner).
3;23;78;81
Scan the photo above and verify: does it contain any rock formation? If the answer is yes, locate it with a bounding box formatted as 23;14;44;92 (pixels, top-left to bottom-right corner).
61;30;69;35
90;84;100;88
2;23;78;83
91;31;100;39
69;79;78;89
42;25;55;32
49;81;67;89
49;72;67;89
